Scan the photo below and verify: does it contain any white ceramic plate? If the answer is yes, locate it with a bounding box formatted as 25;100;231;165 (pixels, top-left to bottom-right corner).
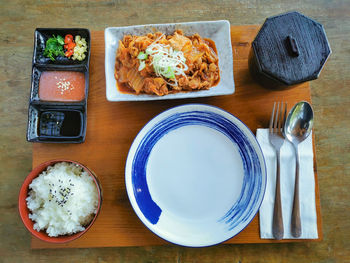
105;20;234;101
125;104;266;247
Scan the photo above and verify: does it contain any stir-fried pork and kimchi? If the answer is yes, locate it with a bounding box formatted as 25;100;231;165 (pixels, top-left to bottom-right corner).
114;30;220;96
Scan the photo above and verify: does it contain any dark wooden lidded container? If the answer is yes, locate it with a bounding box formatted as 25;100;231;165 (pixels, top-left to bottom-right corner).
249;11;331;88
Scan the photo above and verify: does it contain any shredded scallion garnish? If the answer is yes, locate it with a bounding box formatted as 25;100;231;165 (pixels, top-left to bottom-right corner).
136;34;187;86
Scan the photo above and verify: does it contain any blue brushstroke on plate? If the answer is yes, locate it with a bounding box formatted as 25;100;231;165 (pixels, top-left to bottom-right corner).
132;110;262;228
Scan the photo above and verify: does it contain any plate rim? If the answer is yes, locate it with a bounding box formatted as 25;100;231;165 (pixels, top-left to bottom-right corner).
125;103;267;247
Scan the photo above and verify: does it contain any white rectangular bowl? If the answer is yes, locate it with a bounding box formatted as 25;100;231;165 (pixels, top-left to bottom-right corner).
105;20;234;101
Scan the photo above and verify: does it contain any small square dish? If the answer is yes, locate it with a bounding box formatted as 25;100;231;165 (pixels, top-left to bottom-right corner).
30;66;89;105
105;20;234;101
33;28;90;67
27;104;86;143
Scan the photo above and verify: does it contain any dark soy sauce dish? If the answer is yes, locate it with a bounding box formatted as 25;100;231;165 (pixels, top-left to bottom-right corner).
39;110;83;137
27;28;90;143
27;104;86;143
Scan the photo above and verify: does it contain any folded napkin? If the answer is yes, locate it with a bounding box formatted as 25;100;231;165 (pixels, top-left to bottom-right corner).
256;129;318;239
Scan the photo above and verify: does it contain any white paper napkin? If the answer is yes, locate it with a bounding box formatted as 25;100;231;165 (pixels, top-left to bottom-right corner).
256;129;318;239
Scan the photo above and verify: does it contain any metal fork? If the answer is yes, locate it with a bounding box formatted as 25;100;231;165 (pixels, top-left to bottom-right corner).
269;102;287;240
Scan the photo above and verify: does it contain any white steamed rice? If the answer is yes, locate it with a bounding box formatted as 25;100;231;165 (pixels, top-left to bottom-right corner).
26;162;99;237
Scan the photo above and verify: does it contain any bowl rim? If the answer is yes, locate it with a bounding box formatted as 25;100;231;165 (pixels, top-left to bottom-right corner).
18;159;102;244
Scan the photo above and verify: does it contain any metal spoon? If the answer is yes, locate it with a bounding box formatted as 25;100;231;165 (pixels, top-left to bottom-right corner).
284;101;314;237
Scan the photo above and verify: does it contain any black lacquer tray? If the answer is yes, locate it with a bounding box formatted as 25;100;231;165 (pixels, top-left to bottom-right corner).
27;28;90;143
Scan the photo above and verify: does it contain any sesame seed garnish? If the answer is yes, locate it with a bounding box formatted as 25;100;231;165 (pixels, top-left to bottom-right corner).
56;77;75;95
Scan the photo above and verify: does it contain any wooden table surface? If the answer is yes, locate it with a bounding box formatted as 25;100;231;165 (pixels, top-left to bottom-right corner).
1;0;349;262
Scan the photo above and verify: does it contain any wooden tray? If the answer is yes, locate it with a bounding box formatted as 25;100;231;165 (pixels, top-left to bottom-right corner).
31;25;322;249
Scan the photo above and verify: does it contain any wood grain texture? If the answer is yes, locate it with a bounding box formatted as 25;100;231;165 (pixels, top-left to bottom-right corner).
30;27;322;249
1;1;349;262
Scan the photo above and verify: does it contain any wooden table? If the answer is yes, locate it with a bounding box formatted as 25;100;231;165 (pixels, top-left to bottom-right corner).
1;1;349;262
